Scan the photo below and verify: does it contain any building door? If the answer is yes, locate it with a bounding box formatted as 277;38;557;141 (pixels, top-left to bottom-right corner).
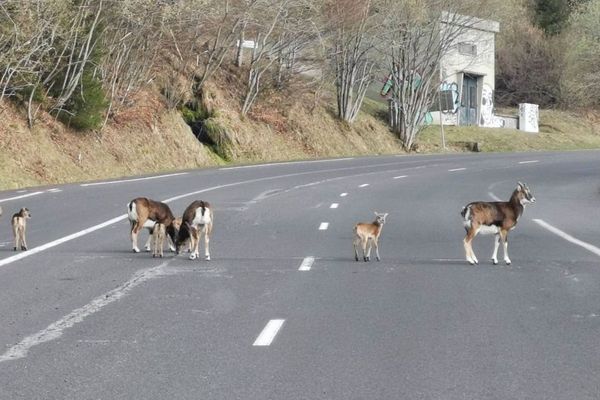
460;74;478;126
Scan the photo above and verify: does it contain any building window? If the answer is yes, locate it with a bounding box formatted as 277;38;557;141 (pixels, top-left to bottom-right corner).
458;42;477;56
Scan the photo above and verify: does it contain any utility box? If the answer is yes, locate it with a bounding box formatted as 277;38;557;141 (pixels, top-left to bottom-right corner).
519;103;539;133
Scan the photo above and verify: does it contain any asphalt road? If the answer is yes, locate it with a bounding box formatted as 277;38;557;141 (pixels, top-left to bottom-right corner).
0;151;599;400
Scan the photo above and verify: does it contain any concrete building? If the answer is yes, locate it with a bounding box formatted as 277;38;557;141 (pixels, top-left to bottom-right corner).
431;14;503;128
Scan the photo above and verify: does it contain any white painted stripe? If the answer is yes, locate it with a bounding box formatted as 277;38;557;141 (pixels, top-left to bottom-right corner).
340;193;348;197
80;172;188;187
519;160;539;164
47;188;62;193
393;175;407;179
448;168;466;172
299;257;315;271
533;219;600;258
0;215;128;268
319;222;329;230
330;203;339;209
488;192;501;201
16;190;27;193
0;261;170;362
220;158;354;170
359;183;370;188
253;319;285;346
0;191;44;203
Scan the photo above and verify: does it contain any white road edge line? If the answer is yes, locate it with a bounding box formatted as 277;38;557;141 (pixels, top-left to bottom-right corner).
221;158;354;170
448;168;466;172
319;222;329;230
80;172;189;187
0;215;128;268
519;160;539;164
253;319;285;346
0;191;44;203
330;203;339;209
299;257;315;271
533;219;600;258
393;175;408;179
0;261;171;362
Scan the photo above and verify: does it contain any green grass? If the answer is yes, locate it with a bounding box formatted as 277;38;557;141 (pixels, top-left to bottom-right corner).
361;99;600;153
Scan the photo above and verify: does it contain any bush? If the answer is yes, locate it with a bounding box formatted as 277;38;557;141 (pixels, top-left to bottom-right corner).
56;71;108;130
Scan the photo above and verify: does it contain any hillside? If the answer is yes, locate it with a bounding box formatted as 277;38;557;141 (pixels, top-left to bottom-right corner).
3;78;600;191
0;79;406;190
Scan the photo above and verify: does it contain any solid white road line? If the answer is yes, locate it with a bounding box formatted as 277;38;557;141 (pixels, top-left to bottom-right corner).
533;219;600;258
519;160;539;164
319;222;329;230
393;175;408;179
448;168;466;172
299;257;315;271
0;261;170;362
330;203;339;209
0;191;44;203
0;214;128;268
359;183;370;188
340;193;348;197
220;158;354;170
80;172;189;187
253;319;285;346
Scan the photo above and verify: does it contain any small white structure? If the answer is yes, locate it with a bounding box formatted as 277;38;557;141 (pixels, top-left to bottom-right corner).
431;14;502;128
518;103;539;133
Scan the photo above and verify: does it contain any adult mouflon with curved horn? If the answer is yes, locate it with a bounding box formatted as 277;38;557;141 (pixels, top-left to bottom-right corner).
461;182;535;265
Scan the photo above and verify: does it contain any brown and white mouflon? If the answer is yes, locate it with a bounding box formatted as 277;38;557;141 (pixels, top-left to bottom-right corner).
127;197;179;253
461;182;536;265
353;212;388;262
11;207;31;251
175;200;213;260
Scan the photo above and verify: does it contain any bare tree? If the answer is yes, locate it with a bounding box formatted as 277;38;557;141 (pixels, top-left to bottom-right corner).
99;0;165;123
240;0;316;115
328;0;378;124
379;1;484;150
48;0;105;114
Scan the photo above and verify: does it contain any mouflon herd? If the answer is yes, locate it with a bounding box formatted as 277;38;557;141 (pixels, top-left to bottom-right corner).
1;182;535;265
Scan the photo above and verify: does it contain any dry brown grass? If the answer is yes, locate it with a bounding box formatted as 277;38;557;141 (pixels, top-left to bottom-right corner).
0;93;217;190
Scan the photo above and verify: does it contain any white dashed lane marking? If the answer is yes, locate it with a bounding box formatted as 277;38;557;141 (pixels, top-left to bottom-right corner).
393;175;407;179
299;257;315;271
330;203;339;209
319;222;329;231
340;193;348;197
359;184;370;188
448;168;466;172
253;319;285;346
519;160;539;164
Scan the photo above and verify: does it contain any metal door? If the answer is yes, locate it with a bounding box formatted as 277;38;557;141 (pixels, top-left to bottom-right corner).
459;75;478;126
